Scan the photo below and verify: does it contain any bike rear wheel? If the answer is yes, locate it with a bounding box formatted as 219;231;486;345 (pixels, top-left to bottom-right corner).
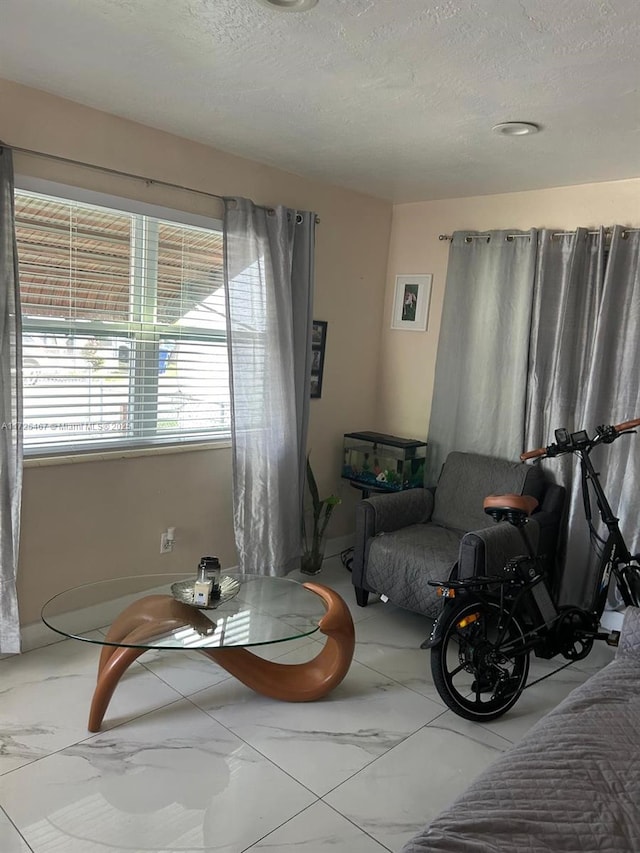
431;598;530;721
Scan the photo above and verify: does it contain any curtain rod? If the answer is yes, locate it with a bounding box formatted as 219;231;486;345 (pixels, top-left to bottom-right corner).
1;141;320;224
439;228;639;241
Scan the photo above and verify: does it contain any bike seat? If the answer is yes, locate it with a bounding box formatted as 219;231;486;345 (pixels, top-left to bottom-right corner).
483;494;538;525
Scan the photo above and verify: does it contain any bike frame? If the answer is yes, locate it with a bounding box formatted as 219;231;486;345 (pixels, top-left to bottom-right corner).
577;448;636;617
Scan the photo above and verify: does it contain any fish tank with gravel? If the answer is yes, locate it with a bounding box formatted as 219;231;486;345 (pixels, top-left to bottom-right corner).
341;431;427;492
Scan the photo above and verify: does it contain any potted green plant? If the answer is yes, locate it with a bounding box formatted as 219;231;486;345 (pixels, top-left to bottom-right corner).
301;454;341;575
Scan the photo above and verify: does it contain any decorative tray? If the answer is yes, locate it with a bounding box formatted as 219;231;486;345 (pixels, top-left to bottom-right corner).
170;575;241;610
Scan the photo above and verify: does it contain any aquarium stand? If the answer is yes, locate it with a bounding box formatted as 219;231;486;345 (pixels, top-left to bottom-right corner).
348;481;389;500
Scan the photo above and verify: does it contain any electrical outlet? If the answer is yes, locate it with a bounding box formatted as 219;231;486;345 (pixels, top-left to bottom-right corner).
160;533;173;554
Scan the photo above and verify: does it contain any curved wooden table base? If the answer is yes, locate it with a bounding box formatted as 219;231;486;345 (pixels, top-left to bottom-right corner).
88;582;355;732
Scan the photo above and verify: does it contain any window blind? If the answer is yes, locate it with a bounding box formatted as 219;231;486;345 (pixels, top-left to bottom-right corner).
15;188;229;454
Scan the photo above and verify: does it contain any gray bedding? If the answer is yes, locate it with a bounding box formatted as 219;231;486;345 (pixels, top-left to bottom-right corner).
401;607;640;853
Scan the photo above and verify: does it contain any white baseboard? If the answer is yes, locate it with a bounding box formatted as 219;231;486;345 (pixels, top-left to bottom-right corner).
1;620;64;657
325;533;354;558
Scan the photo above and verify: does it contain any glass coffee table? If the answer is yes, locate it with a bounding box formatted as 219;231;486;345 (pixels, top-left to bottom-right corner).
42;573;355;732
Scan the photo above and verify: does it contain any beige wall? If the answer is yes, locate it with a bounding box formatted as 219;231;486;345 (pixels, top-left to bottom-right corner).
380;179;640;440
8;74;640;629
1;79;393;625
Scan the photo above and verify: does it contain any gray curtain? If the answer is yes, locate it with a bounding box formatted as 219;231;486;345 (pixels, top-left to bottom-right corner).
426;230;537;484
431;225;640;610
524;229;606;589
0;146;23;654
459;225;640;610
558;227;640;608
526;229;605;447
223;198;315;575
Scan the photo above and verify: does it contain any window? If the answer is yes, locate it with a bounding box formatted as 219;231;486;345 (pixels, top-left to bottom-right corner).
15;185;229;455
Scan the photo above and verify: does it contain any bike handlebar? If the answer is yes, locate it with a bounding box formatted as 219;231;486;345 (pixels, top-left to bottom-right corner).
520;446;547;461
520;417;640;461
613;417;640;433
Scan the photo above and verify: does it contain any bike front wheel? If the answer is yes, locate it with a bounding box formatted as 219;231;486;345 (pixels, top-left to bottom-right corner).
431;598;530;722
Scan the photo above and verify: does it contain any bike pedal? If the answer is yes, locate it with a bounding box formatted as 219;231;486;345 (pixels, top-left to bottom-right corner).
606;631;620;647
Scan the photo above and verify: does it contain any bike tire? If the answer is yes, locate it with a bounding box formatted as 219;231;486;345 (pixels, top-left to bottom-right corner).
431;598;530;722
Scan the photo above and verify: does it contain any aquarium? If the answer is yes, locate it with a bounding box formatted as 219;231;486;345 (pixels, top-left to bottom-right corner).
342;431;427;492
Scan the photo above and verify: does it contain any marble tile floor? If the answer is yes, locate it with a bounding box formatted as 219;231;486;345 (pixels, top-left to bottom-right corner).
0;556;614;853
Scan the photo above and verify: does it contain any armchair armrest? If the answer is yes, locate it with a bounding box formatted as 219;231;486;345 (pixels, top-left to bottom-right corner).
457;518;540;580
533;482;566;561
352;488;434;588
538;481;565;517
361;488;434;535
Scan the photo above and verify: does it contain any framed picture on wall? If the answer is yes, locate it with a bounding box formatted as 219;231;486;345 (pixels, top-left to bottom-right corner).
391;274;433;331
310;320;327;399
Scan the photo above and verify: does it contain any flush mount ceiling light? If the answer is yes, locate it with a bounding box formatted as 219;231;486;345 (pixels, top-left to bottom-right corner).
492;122;541;136
256;0;319;10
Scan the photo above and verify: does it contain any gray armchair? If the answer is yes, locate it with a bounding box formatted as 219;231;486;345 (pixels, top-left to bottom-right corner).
352;451;565;617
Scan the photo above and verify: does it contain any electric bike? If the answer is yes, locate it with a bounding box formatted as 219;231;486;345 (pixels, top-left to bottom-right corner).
425;417;640;721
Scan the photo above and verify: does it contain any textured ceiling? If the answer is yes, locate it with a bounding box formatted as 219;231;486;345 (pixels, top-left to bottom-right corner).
1;0;639;202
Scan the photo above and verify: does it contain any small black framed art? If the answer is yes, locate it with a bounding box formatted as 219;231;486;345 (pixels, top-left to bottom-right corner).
310;320;327;399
